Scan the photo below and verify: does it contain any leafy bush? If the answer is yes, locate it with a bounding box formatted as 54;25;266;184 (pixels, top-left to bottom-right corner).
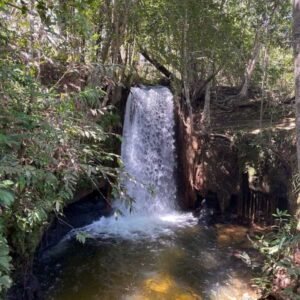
0;58;122;296
251;210;300;299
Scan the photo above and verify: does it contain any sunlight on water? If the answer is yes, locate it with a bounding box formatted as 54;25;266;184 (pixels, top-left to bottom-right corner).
78;213;198;240
40;224;258;300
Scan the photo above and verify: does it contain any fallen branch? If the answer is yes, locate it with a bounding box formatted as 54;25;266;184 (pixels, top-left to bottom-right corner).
139;48;172;78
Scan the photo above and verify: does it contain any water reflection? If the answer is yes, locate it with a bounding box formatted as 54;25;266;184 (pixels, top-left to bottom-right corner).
38;223;258;300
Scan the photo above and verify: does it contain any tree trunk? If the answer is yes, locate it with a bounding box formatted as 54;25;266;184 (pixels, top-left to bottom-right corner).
111;0;120;65
259;46;269;133
183;8;193;131
28;0;36;113
201;67;212;134
96;4;105;61
100;0;113;63
239;35;262;98
239;2;279;99
294;0;300;172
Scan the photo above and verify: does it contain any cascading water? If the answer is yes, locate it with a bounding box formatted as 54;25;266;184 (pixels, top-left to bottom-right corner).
120;86;177;214
80;86;196;239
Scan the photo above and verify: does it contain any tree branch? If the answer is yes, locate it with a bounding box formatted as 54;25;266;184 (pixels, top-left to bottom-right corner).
139;48;172;78
192;66;222;102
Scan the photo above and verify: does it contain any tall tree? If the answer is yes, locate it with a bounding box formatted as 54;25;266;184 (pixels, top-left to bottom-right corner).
294;0;300;171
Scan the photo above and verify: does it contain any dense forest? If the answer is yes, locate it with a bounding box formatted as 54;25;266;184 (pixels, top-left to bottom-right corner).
0;0;300;299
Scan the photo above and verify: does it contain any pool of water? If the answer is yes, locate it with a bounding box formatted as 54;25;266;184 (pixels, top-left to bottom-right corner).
37;214;258;300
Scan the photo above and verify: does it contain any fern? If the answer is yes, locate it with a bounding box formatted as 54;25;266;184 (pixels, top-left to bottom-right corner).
0;56;121;295
78;87;105;108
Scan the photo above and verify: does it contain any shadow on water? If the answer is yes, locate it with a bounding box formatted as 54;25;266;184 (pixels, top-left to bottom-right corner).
36;223;258;300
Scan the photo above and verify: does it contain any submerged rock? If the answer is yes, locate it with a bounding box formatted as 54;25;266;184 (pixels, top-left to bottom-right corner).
194;197;220;226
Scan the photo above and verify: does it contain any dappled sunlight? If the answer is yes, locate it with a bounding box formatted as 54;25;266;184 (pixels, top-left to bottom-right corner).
216;224;250;248
144;274;172;293
135;273;202;300
274;118;295;130
250;118;296;134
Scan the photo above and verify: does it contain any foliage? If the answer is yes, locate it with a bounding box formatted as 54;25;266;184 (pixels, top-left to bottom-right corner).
293;173;300;196
0;14;122;296
0;0;296;297
0;180;14;207
234;130;294;182
75;231;92;244
135;0;292;98
251;210;300;299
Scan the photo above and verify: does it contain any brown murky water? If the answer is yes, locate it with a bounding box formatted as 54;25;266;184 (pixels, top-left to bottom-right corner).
39;223;259;300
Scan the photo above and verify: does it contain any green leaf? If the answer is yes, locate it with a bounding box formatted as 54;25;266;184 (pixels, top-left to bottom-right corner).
0;189;14;207
17;176;26;192
0;275;12;290
0;256;10;273
75;232;91;244
1;180;13;187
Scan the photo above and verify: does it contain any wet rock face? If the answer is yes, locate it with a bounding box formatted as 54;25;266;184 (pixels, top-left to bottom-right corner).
197;206;215;226
193;135;240;211
176;127;239;212
36;191;112;256
193;191;222;225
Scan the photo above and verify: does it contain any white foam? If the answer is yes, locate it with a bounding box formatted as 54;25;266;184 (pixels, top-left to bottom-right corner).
80;212;198;240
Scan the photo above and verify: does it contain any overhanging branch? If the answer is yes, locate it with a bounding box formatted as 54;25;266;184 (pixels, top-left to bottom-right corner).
139;48;172;79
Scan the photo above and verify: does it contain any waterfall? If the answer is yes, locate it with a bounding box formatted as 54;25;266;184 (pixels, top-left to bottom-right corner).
119;86;177;215
76;86;196;240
